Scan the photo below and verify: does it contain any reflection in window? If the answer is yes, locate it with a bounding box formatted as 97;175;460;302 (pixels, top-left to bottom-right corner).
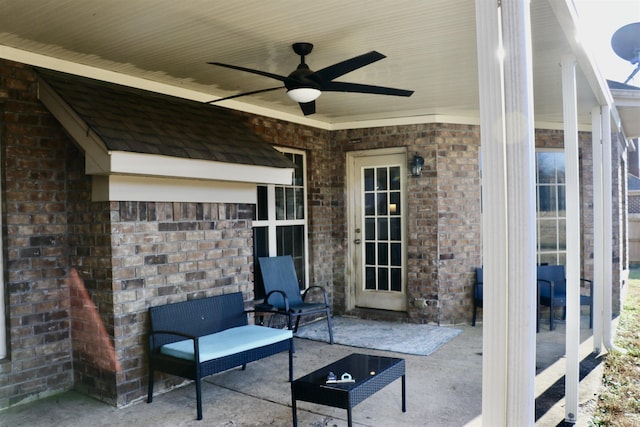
536;151;566;265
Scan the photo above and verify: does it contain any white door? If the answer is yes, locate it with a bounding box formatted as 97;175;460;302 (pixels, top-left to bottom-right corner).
349;150;407;311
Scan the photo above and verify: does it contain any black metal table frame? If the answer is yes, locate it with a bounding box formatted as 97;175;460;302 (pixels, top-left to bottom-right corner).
291;353;406;427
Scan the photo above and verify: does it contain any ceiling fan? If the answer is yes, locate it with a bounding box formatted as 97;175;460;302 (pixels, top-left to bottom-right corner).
206;42;414;115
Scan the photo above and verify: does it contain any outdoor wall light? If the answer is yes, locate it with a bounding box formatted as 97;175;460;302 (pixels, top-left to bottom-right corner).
411;154;424;177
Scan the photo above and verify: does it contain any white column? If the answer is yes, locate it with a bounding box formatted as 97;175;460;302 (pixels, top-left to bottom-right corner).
561;54;580;424
475;0;536;425
502;0;537;424
475;1;508;423
602;104;614;349
591;106;604;354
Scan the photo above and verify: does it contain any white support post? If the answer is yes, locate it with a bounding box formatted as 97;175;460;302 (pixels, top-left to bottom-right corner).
502;0;537;424
475;1;509;423
601;105;614;350
476;0;536;425
561;54;580;424
591;106;604;354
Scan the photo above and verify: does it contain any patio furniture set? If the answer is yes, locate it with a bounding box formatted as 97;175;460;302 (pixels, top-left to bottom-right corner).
146;255;406;424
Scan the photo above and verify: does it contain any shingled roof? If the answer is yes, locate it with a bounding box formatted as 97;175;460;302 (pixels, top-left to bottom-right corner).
37;69;293;169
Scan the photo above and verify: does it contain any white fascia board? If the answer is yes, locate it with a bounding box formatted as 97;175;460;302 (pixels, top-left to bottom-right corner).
611;89;640;107
108;151;293;185
548;0;614;107
331;114;481;130
92;175;257;203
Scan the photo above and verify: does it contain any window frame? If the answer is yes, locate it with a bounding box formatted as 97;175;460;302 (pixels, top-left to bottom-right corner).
253;147;309;288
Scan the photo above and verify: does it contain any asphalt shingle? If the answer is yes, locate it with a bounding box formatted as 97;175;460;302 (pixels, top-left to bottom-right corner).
37;69;294;169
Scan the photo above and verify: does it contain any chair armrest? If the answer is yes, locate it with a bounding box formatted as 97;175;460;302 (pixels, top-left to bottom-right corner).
148;330;200;363
149;330;198;340
580;278;593;297
301;285;329;305
252;303;274;312
249;305;290;319
264;290;291;312
537;278;554;295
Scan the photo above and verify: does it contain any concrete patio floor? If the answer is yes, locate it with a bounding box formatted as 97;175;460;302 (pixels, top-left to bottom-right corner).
1;316;602;427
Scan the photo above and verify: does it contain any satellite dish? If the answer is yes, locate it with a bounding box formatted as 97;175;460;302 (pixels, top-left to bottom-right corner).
611;22;640;84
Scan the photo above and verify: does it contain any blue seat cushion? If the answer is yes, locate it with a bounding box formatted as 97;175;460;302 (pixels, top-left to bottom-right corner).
160;325;292;362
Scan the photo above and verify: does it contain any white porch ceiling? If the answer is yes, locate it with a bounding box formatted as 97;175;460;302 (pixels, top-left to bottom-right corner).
0;0;634;134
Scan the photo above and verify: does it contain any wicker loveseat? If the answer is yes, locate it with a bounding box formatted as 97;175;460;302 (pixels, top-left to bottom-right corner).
147;292;294;420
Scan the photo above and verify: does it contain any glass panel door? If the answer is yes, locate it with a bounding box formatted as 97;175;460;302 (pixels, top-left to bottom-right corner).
352;152;407;311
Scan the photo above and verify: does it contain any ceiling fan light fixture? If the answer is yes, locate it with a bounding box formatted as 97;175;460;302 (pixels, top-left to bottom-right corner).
287;87;321;103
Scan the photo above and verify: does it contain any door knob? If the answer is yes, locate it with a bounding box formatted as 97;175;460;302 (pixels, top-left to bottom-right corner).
354;239;361;244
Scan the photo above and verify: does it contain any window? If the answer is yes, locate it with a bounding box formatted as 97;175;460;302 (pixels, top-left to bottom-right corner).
253;148;308;299
536;150;566;265
363;165;403;292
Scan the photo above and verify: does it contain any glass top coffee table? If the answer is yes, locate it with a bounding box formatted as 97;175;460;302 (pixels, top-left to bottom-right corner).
291;353;406;427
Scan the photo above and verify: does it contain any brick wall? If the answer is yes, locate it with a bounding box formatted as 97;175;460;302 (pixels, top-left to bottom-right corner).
330;123;483;324
0;59;269;409
240;114;338;306
65;155;116;404
612;132;626;314
68;200;257;406
0;60;74;408
433;124;482;324
0;57;625;410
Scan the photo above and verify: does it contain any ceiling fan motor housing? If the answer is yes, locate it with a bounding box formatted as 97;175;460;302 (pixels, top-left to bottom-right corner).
286;66;321;90
292;42;314;57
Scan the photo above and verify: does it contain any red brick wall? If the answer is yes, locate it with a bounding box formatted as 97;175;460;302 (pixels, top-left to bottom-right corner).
0;60;74;408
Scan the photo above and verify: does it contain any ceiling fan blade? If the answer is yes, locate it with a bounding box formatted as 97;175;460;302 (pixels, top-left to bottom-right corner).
206;86;283;103
322;81;414;97
208;62;287;82
299;101;316;116
314;51;386;82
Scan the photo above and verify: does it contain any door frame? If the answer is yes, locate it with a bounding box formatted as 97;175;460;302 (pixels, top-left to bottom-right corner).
345;147;408;312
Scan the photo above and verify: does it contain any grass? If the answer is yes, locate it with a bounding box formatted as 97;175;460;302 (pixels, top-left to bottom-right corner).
590;270;640;426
